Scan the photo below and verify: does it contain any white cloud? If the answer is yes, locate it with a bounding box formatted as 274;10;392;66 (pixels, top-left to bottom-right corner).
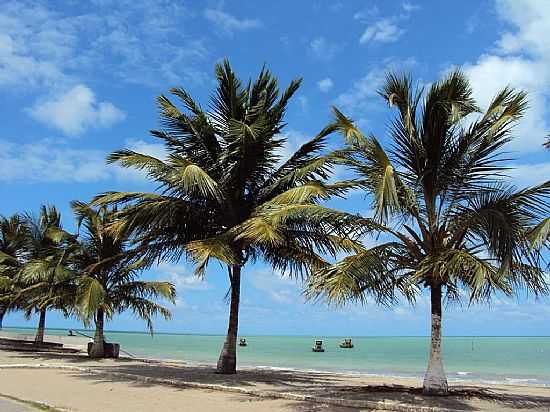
335;68;386;112
297;95;309;112
309;36;339;61
402;1;420;12
462;0;550;153
28;84;125;136
0;139;110;183
248;267;299;304
317;77;334;93
507;162;550;187
334;59;417;125
155;262;209;291
126;138;167;160
0;137;167;184
203;8;262;34
0;0;209;91
275;129;308;163
360;19;404;44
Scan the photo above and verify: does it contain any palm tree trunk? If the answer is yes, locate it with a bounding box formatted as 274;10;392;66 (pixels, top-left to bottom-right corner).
423;283;448;395
216;265;241;374
88;308;105;358
0;305;6;330
34;309;46;343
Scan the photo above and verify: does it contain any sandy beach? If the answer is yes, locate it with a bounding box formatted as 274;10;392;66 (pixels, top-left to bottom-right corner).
0;336;549;412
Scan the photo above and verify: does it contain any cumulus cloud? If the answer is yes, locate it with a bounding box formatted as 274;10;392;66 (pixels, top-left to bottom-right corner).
308;36;340;60
317;77;334;92
462;0;550;153
204;8;262;34
0;0;209;91
334;59;416;126
248;267;298;304
155;262;209;291
0;139;110;183
28;84;125;136
359;19;404;44
0;137;165;184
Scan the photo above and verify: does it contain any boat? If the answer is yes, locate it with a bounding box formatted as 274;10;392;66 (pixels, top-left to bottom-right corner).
312;340;325;352
339;338;354;348
239;338;247;347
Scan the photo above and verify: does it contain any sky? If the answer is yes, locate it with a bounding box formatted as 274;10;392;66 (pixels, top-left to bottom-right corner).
1;0;549;337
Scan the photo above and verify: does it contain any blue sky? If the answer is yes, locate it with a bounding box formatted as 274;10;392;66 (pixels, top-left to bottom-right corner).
1;0;549;336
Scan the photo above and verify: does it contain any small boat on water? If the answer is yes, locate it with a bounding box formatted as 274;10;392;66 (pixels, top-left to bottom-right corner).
312;340;325;352
239;338;247;347
339;338;354;348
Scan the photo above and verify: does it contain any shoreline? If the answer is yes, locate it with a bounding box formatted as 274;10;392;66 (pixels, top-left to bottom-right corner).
0;349;549;411
2;329;549;388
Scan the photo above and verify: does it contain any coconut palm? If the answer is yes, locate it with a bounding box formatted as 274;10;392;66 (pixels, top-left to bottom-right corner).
15;206;77;343
72;201;176;358
93;60;362;373
307;70;550;395
0;215;28;329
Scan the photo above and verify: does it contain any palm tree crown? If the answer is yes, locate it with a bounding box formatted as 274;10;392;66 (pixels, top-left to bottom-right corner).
94;60;360;373
72;201;176;357
14;206;77;342
307;70;550;395
0;215;28;329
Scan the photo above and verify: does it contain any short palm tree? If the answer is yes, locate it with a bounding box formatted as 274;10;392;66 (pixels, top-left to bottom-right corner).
72;201;176;358
0;215;28;329
94;60;361;373
24;208;76;343
307;71;550;395
15;206;77;343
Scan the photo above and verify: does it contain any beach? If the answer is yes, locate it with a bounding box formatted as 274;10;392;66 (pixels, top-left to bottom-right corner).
3;328;549;386
0;336;549;412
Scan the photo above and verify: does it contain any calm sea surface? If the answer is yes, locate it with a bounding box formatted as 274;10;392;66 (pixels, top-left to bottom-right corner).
4;327;550;385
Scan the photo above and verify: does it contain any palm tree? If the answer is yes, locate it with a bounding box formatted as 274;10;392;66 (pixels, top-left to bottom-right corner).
15;206;76;343
0;215;28;329
307;70;550;395
72;201;176;358
94;60;361;373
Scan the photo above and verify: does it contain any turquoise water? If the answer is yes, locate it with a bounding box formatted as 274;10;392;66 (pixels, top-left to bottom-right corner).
4;328;550;385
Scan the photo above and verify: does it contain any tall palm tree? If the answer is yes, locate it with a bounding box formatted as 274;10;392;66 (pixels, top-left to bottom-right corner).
0;215;28;329
307;71;550;395
94;60;362;373
72;201;176;358
15;206;76;343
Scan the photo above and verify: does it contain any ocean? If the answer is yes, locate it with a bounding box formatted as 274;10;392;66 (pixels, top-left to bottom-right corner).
3;327;550;386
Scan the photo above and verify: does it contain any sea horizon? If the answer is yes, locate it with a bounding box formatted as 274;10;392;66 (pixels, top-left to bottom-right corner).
3;325;549;338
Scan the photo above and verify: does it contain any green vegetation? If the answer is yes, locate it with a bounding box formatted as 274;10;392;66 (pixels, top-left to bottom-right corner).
0;62;548;394
0;204;175;349
93;60;362;374
306;70;550;395
71;201;175;357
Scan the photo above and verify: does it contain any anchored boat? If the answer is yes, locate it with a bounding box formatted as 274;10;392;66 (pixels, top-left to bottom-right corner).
239;338;247;347
339;338;354;348
312;340;325;352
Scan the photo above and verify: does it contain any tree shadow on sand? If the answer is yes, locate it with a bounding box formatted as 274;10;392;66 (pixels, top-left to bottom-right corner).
3;352;549;411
